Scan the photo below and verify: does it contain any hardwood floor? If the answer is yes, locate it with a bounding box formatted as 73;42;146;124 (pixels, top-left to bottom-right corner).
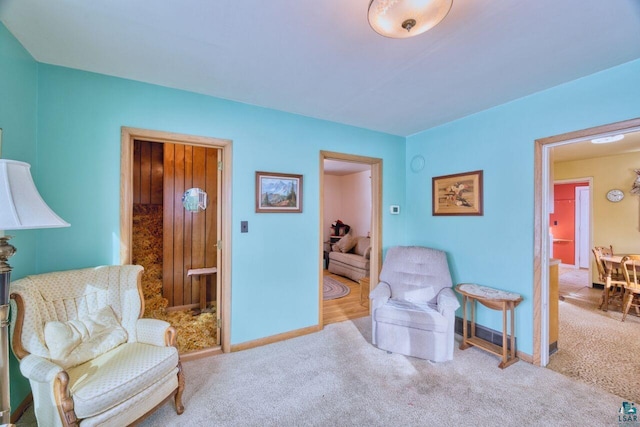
323;271;369;325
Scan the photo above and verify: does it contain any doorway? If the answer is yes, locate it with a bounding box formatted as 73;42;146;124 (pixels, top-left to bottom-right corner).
120;127;232;357
319;151;382;327
550;180;591;269
533;117;640;366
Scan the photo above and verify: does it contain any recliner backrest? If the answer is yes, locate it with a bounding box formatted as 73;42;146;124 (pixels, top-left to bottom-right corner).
379;246;452;304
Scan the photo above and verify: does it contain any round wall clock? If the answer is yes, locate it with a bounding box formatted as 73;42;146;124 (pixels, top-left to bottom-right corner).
606;189;624;203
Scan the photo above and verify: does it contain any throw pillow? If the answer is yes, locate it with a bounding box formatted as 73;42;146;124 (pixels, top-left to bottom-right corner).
44;305;128;369
334;233;358;253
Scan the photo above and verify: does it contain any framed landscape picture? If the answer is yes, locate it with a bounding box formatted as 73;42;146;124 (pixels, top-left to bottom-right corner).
255;171;303;213
432;170;483;216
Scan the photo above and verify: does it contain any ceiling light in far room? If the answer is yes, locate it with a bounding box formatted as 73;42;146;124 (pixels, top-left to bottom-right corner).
368;0;453;39
591;134;625;144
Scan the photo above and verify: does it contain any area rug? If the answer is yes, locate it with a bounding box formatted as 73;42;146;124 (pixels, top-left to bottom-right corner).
323;276;350;300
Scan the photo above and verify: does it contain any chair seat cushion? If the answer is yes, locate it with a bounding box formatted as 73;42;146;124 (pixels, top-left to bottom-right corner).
374;299;447;333
68;342;179;419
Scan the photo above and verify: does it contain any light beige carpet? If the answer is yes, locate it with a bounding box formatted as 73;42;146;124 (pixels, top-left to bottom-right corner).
140;317;623;426
16;316;630;426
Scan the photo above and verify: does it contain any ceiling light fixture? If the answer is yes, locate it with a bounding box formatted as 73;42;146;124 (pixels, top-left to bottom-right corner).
368;0;453;39
591;134;625;144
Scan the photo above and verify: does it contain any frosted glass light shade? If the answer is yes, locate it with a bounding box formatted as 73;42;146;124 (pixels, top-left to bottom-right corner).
0;159;69;230
368;0;453;39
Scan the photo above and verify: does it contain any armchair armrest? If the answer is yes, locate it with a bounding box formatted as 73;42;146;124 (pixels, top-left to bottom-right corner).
437;287;460;315
20;354;63;383
370;281;391;311
136;318;176;347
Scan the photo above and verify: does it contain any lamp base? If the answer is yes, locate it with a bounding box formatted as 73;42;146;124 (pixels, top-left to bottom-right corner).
0;236;14;425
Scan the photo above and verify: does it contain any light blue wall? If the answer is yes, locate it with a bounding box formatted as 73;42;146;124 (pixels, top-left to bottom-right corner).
35;65;406;344
406;58;640;355
0;23;38;416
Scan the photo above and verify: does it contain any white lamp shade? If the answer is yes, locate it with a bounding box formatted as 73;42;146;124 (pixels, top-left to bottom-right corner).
0;159;70;230
368;0;453;39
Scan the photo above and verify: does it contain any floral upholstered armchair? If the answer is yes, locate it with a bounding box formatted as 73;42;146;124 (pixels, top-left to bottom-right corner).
9;265;184;427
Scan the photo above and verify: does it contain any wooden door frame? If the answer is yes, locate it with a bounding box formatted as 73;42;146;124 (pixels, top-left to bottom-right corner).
319;151;382;326
533;117;640;365
120;127;233;353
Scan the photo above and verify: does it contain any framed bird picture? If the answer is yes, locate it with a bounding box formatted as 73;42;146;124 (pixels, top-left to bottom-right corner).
432;170;483;216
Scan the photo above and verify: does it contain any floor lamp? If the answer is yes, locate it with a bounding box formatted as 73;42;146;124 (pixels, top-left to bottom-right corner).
0;159;69;425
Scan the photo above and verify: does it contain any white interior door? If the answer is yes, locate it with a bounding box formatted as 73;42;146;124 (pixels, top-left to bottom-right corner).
575;186;590;268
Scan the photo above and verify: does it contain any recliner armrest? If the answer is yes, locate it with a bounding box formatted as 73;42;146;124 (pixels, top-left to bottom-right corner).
370;281;391;311
437;287;460;314
136;318;176;347
20;354;64;383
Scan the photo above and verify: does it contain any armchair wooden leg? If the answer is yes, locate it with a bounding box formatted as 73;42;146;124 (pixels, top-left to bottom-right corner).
175;362;185;415
54;371;79;427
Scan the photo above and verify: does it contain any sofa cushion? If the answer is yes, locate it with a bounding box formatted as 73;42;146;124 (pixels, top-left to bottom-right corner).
374;299;447;333
68;342;179;419
44;306;128;369
332;233;358;253
329;251;370;270
354;237;371;258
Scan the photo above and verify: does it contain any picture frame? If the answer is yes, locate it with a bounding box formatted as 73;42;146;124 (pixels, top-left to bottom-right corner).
432;170;483;216
255;171;303;213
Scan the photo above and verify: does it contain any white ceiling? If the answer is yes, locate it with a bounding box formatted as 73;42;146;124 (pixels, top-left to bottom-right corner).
552;129;640;163
324;159;371;176
1;1;640;137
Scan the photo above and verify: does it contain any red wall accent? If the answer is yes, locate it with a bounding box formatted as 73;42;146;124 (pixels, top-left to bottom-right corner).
550;182;587;265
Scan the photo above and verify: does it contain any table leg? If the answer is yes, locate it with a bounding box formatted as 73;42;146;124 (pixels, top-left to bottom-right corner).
199;276;207;311
501;301;507;366
498;301;520;369
509;302;516;362
470;297;476;338
460;295;470;350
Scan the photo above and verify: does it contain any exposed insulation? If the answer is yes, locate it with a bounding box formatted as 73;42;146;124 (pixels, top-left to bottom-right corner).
132;203;218;354
155;306;218;352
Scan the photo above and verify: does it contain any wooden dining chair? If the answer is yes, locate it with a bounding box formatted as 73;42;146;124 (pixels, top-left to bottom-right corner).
620;255;640;321
593;246;625;310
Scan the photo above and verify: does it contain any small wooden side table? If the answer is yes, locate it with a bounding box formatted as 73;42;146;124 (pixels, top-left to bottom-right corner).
359;277;370;307
187;267;217;313
455;283;523;369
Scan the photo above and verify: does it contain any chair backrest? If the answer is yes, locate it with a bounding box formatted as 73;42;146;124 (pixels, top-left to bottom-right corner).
592;248;606;281
621;255;640;290
593;245;615;282
379;246;452;304
594;245;614;257
9;265;144;360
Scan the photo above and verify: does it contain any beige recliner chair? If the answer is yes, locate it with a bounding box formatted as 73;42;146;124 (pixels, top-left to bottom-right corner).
370;246;459;362
10;265;184;427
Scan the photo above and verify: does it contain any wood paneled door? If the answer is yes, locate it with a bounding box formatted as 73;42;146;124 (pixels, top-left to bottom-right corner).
132;139;222;345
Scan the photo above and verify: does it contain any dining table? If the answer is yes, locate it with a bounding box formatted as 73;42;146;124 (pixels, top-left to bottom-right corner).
599;254;626;311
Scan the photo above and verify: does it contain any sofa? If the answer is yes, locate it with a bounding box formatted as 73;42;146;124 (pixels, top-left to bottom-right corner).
327;234;371;282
